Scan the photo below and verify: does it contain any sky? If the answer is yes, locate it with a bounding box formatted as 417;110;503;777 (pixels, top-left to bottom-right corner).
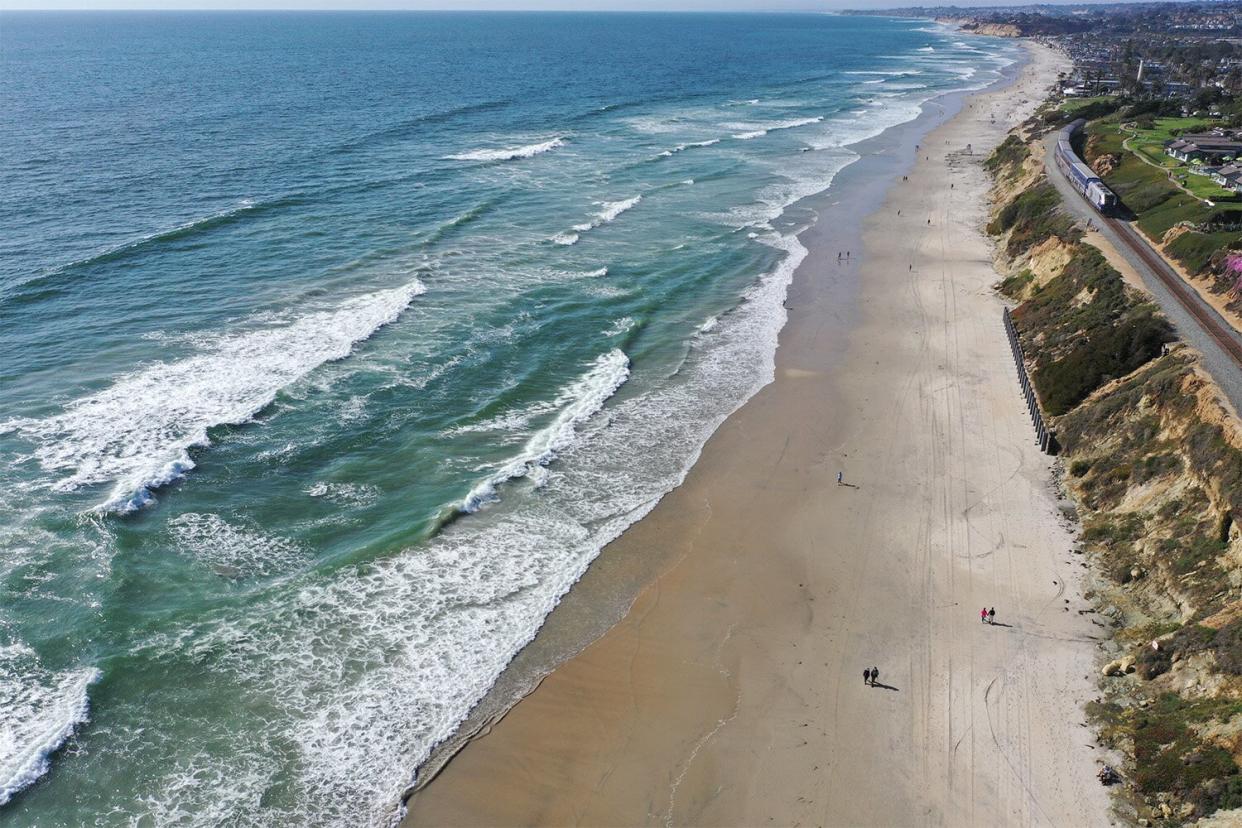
0;0;1154;10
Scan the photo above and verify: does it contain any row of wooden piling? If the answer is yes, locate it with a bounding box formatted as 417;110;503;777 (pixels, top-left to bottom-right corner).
1003;307;1058;455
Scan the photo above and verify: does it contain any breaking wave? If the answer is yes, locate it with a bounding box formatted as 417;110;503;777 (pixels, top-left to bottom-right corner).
2;280;426;515
0;650;99;808
460;348;630;512
553;195;642;245
731;115;823;140
656;138;721;158
446;136;565;162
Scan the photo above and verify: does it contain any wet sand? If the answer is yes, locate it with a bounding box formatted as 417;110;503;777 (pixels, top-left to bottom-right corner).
405;42;1111;827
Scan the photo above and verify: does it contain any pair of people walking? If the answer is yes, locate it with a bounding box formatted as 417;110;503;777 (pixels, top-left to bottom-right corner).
980;607;996;624
863;666;880;686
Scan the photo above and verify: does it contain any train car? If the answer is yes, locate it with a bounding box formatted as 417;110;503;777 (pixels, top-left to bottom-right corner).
1054;118;1118;213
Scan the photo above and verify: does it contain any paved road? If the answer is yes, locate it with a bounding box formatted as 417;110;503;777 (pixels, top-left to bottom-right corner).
1043;131;1242;414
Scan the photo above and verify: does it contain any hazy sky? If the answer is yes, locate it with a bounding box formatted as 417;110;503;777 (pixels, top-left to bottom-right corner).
0;0;1149;10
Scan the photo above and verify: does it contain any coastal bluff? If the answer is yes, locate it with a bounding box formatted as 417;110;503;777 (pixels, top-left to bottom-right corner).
941;19;1022;38
987;102;1242;825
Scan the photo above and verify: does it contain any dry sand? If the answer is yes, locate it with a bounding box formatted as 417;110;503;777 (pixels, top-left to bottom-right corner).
405;43;1113;827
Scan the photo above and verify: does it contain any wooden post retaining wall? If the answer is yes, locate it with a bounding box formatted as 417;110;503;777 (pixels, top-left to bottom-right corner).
1003;307;1059;455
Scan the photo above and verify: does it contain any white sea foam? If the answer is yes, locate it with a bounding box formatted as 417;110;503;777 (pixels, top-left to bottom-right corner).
656;138;720;157
730;115;823;140
446;137;564;162
169;513;307;578
623;115;685;134
0;651;99;807
168;229;803;826
2;280;426;514
842;69;906;76
20;39;1023;826
306;481;382;507
554;195;642;244
584;267;609;278
603;316;635;338
595;196;642;224
442;400;560;437
460;349;630;512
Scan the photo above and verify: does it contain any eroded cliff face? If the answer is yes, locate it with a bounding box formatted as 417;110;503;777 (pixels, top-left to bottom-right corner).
987;122;1242;824
966;23;1023;38
1060;356;1242;623
938;18;1022;38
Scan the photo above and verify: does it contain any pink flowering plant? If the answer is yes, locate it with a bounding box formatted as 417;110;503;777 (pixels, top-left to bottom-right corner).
1227;253;1242;296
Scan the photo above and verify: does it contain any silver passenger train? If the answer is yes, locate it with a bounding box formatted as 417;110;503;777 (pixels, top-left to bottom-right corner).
1055;118;1118;213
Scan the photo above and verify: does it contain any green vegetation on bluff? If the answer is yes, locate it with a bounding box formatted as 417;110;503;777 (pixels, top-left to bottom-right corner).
983;133;1030;183
1092;693;1242;816
1080;115;1242;281
988;128;1242;823
986;181;1081;258
996;229;1171;415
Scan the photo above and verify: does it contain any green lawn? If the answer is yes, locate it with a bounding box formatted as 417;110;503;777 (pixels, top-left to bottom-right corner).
1138;195;1231;238
1125;117;1225;170
1177;171;1241;204
1060;95;1113;114
1085;121;1242;269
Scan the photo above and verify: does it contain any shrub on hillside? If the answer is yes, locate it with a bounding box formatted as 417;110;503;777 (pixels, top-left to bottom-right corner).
1034;313;1172;415
984;134;1030;181
988;181;1081;257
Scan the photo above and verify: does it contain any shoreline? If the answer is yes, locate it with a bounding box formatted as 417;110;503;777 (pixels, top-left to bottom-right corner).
407;40;1108;826
399;44;1026;804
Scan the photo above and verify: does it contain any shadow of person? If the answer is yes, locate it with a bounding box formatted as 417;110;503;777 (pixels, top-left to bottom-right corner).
989;622;1014;628
870;682;900;691
840;482;860;489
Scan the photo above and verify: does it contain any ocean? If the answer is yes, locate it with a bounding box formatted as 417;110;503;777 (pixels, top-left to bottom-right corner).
0;12;1017;826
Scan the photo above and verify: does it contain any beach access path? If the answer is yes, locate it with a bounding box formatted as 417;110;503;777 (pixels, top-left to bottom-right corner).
405;43;1113;827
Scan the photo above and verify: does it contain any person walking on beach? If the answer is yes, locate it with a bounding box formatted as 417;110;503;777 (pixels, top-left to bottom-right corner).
981;607;989;624
988;607;996;624
870;666;879;687
864;667;872;686
837;471;844;485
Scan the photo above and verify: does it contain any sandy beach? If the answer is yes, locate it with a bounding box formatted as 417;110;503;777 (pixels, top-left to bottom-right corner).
405;41;1111;827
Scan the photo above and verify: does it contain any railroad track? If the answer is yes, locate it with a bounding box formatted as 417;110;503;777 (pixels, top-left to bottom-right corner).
1102;215;1242;368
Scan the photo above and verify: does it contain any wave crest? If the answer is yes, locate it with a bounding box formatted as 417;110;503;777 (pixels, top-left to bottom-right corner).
0;655;99;807
446;137;565;162
730;115;823;140
461;349;630;512
2;280;426;514
656;138;721;158
553;196;642;245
